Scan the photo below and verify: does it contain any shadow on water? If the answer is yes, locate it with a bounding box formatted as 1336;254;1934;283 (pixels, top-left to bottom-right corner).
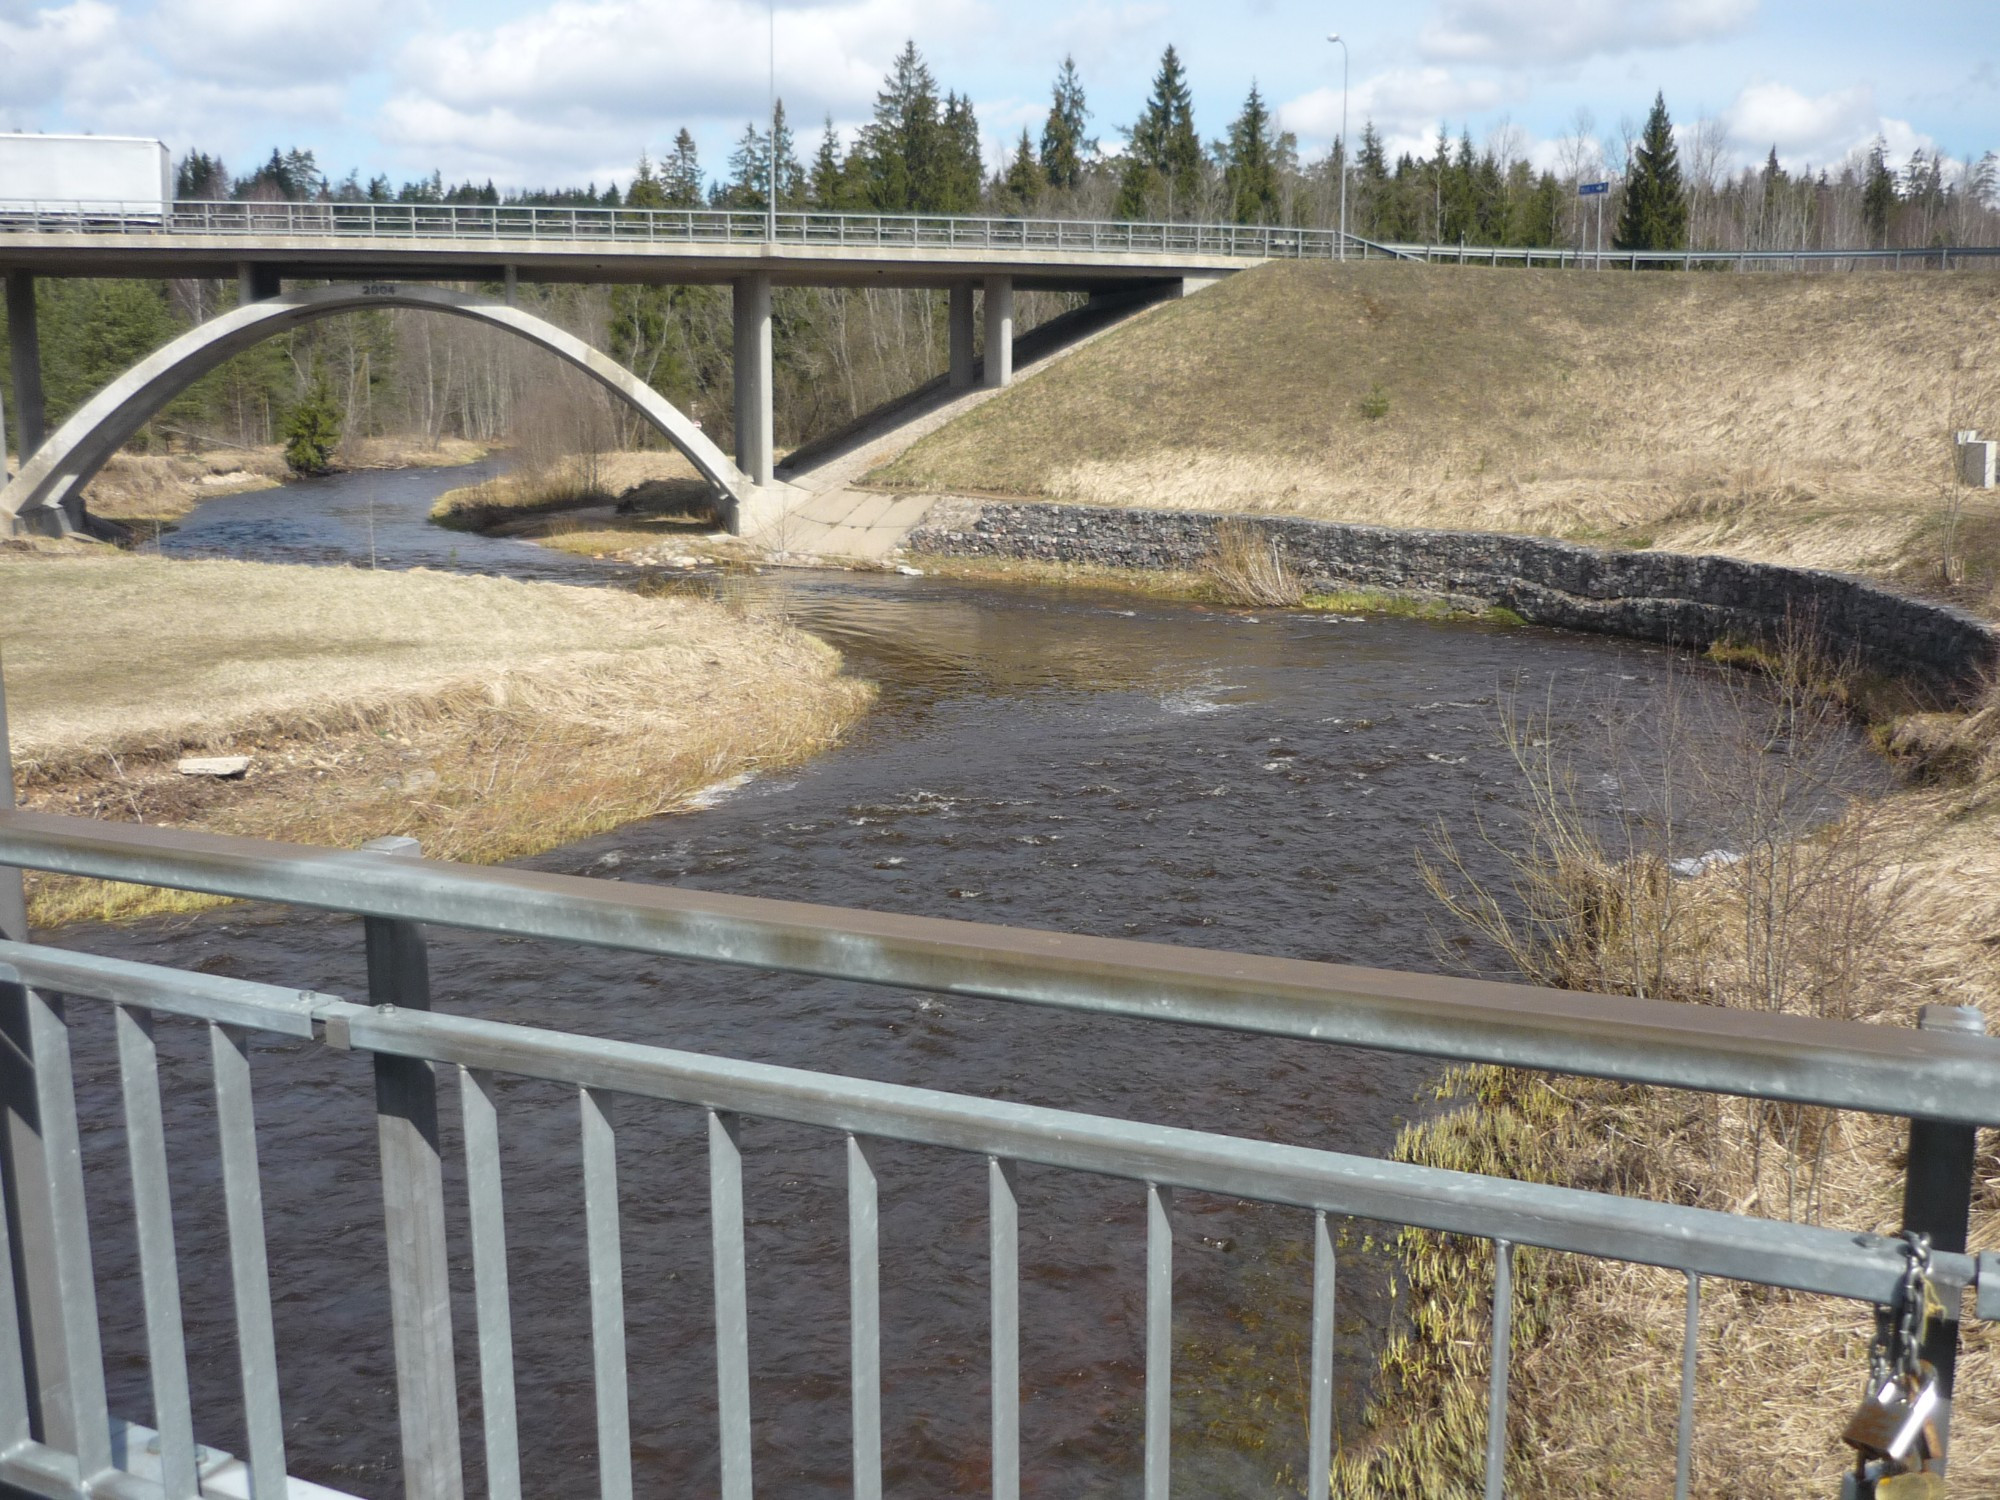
49;466;1883;1497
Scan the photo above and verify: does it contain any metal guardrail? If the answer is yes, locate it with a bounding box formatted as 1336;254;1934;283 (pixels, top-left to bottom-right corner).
0;809;1995;1500
0;198;1994;272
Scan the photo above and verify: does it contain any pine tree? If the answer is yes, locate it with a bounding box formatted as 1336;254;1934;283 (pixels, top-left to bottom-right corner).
1039;55;1092;192
174;151;228;201
859;41;944;213
1223;83;1278;224
1003;129;1040;212
1614;92;1689;251
1117;45;1201;219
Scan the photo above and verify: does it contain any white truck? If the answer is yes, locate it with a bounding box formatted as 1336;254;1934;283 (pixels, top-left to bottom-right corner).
0;133;172;218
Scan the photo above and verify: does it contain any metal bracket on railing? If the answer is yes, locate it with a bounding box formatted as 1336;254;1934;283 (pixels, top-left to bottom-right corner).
1979;1251;2000;1323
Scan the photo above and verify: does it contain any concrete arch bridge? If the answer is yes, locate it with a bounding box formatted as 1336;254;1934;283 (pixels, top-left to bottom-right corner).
0;283;773;539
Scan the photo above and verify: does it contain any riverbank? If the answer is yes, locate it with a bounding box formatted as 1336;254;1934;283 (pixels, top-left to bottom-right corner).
868;261;2000;604
80;437;490;527
1;549;871;926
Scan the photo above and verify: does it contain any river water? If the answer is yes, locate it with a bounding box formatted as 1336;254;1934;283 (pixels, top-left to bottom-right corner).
45;465;1855;1497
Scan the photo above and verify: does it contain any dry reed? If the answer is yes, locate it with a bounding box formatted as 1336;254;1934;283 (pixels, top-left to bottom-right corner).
1331;630;2000;1497
1202;518;1304;606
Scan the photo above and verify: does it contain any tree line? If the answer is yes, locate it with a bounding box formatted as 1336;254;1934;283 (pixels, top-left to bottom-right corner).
173;42;2000;255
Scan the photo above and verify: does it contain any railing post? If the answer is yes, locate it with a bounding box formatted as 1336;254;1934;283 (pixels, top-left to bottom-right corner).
0;646;72;1451
364;835;465;1500
1900;1002;1985;1475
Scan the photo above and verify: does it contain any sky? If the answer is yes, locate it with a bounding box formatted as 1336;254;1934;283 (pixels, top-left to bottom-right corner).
1;0;1995;195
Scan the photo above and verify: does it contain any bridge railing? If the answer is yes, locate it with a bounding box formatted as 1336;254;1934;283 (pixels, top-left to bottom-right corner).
1;198;1996;271
0;807;1996;1500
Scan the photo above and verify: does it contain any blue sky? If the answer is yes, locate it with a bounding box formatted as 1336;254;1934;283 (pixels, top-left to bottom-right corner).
2;0;1995;194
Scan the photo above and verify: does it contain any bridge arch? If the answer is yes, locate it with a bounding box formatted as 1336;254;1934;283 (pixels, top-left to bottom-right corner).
0;283;759;537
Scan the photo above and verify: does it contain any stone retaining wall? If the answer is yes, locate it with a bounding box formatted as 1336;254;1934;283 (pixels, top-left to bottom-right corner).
907;497;2000;701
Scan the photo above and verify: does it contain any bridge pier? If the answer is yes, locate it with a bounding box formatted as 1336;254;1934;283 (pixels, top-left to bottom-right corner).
6;273;46;466
732;273;773;488
235;263;281;304
949;285;976;389
983;276;1013;389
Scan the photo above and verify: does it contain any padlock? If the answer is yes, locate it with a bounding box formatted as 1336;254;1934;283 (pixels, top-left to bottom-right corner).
1884;1367;1942;1465
1845;1376;1918;1461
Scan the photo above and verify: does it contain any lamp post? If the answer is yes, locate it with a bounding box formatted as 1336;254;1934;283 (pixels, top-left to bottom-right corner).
1327;33;1349;261
767;0;777;242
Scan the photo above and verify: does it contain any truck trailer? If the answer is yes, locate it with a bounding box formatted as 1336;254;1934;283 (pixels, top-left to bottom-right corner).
0;133;171;216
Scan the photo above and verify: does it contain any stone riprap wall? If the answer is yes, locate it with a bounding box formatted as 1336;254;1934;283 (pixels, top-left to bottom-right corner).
907;498;2000;700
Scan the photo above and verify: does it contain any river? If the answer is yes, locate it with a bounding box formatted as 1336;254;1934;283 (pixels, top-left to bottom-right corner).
45;463;1858;1498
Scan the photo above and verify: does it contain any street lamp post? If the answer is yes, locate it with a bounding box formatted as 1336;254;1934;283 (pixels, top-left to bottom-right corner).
1327;33;1349;261
767;0;777;242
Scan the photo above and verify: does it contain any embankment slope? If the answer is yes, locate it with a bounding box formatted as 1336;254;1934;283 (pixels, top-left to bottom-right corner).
873;261;2000;583
2;552;869;923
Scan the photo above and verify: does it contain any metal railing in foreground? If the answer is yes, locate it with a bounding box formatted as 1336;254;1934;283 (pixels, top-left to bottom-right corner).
0;810;1996;1500
1;198;1996;273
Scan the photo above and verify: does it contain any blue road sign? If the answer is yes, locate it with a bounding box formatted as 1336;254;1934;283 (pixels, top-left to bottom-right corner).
1578;180;1610;196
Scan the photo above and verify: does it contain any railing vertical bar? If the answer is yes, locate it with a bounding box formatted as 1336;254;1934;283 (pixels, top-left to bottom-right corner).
580;1087;632;1500
0;1104;28;1453
1675;1271;1699;1500
847;1134;881;1500
210;1021;286;1499
1484;1239;1514;1500
460;1066;522;1500
115;1004;198;1499
709;1109;753;1500
989;1157;1019;1500
1307;1210;1335;1499
27;985;110;1480
1144;1182;1172;1500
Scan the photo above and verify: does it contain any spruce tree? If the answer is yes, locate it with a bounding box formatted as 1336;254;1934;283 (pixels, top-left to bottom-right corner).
1862;138;1897;246
939;92;984;213
626;152;668;210
859;41;944;213
1223;83;1278;224
1614;92;1689;251
1004;129;1041;212
663;130;704;207
282;369;341;476
810;118;848;210
1117;45;1201;219
1039;55;1092;192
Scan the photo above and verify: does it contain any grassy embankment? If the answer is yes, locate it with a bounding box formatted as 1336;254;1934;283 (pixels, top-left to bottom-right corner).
77;437;491;527
870;263;2000;1494
877;260;2000;598
1;550;870;926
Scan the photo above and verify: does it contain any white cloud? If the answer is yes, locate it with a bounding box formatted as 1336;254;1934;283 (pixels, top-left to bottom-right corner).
149;0;401;84
0;0;122;114
1279;67;1515;158
1722;81;1933;170
1419;0;1756;67
378;0;991;180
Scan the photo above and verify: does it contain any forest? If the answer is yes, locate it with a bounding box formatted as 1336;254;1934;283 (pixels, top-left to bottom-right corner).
4;40;1996;469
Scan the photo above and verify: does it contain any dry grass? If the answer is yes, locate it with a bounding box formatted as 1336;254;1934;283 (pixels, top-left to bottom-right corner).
1;551;870;925
79;438;489;525
872;262;2000;593
431;449;713;533
1328;640;2000;1497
